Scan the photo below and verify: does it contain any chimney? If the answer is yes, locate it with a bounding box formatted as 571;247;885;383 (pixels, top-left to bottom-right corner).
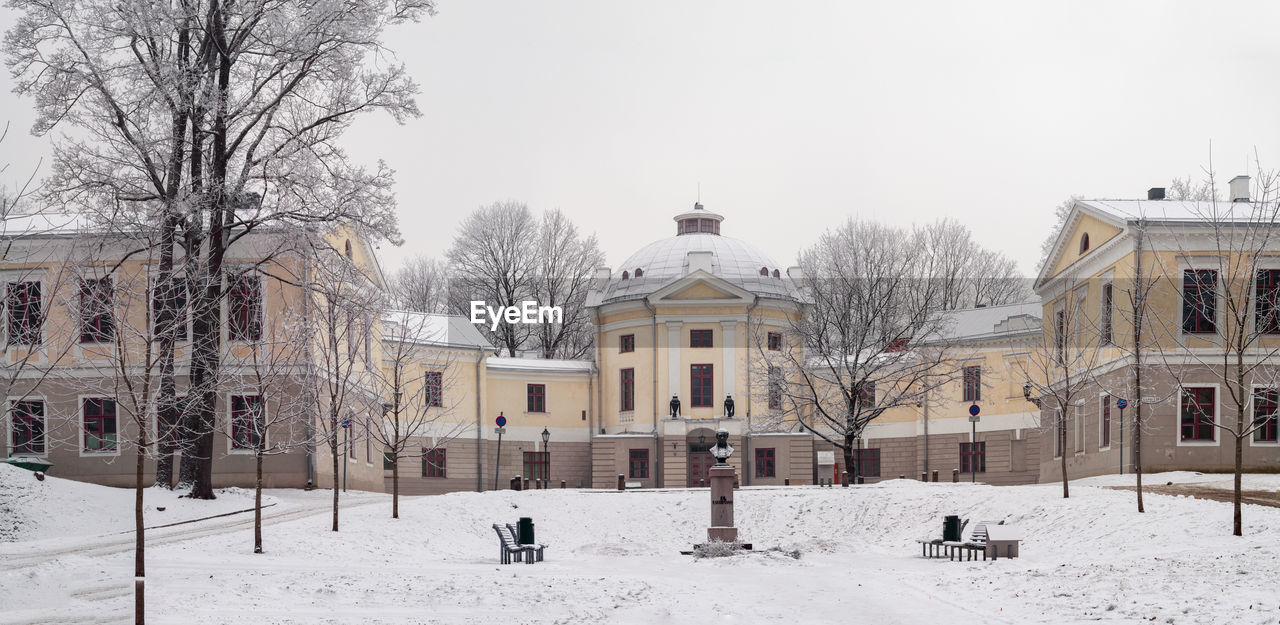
1230;175;1250;202
594;266;611;288
687;251;713;274
1147;187;1165;200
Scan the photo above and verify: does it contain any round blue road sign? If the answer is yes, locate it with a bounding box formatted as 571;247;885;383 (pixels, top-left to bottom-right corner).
1116;398;1128;410
968;404;980;417
496;414;507;428
341;418;351;429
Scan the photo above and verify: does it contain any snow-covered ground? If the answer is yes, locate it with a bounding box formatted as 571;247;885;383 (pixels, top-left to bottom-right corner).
3;465;1280;625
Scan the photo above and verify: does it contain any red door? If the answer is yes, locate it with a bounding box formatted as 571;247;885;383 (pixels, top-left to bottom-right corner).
687;451;714;487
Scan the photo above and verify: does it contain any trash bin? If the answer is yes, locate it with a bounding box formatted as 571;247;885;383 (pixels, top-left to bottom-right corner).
518;517;535;545
943;515;961;542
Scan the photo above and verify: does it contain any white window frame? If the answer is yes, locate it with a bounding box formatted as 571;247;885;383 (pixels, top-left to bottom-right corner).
78;394;121;458
1;274;46;350
6;395;48;458
1097;392;1112;452
226;392;268;454
1247;384;1280;447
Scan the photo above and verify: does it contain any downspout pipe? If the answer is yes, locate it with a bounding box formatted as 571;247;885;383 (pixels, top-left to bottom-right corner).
475;345;484;492
302;247;316;489
743;296;759;485
591;306;602;488
643;297;659;487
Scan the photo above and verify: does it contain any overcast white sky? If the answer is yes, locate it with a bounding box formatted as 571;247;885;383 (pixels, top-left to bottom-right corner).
4;1;1280;277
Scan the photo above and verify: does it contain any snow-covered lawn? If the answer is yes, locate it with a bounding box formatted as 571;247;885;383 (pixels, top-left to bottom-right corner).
3;465;1280;625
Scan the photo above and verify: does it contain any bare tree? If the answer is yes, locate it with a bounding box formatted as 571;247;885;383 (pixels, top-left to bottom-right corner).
373;311;469;518
447;202;538;356
532;209;604;359
755;219;966;481
390;256;450;313
1016;270;1105;499
919;218;1031;310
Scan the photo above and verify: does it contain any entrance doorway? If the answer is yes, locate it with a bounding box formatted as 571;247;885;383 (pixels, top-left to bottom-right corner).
687;428;717;487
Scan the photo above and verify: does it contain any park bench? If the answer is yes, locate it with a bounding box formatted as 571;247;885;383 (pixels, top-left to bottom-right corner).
506;522;547;563
492;523;532;564
943;520;1011;561
916;518;967;558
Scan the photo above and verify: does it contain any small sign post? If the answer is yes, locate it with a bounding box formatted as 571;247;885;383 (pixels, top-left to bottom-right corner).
968;404;981;483
493;412;506;491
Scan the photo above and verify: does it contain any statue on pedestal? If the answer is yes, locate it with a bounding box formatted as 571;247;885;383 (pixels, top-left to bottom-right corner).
723;394;735;418
709;428;733;465
669;394;681;419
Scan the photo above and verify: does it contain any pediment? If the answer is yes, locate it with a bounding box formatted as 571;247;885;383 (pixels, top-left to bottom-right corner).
648;270;755;305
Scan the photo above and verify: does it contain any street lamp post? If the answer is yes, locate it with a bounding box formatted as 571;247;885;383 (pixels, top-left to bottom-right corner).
541;427;551;485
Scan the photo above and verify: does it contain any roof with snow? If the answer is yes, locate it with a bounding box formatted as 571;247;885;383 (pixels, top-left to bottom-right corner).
1078;199;1275;224
486;356;594;374
382;311;492;350
935;301;1042;342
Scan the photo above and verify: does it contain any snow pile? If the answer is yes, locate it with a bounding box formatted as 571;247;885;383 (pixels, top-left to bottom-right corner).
0;463;272;543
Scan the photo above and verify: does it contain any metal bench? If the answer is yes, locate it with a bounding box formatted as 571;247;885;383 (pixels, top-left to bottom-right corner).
506;523;547;563
916;518;967;558
944;520;1003;561
492;523;531;564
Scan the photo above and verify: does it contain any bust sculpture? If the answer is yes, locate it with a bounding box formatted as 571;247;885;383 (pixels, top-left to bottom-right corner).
709;428;734;464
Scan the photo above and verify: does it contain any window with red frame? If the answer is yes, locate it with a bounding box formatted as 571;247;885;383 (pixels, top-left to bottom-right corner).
1100;394;1112;448
6;281;41;346
767;332;781;351
1054;310;1066;364
10;399;44;454
754;448;776;478
424;371;443;408
1253;387;1278;442
527;384;546;413
228;274;262;341
151;277;188;342
620;368;635;412
422;447;446;478
79;278;113;344
628;448;649;478
690;329;712;348
523;451;549;481
83;397;117;452
1180;387;1215;441
959;442;986;473
691;364;713;407
1256;270;1280;334
619;334;635;353
855;381;875;410
230;395;264;450
1100;283;1114;345
853;447;880;478
1182;269;1217;334
962;365;981;402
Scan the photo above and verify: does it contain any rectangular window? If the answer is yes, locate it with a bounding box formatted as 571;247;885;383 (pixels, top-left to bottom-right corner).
962;365;981;402
855;381;875;409
1075;406;1084;452
628;448;649;479
365;416;371;463
230;395;264;450
620;368;635;412
1182;269;1217;334
619;334;635;353
1101;283;1113;345
767;332;782;351
1100;394;1111;449
10;399;44;455
691;364;713;407
152;278;188;342
1256;270;1280;334
228;274;263;342
1054;310;1066;364
527;384;546;413
83;397;117;452
523;451;550;482
79;278;113;344
383;450;395;470
767;365;783;411
423;371;443;408
422;447;446;478
754;448;776;478
6;281;41;346
1253;388;1278;442
1180;387;1216;441
959;442;986;473
690;329;713;348
853;447;881;478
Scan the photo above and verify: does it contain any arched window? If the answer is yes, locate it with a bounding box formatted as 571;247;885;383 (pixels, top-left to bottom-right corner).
621;270;629;280
772;269;780;278
760;267;769;276
344;240;353;259
1079;233;1090;254
634;268;643;278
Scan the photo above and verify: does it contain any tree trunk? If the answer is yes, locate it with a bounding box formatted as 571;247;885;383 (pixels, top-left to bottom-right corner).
841;432;855;486
134;435;145;625
392;456;399;519
1134;399;1144;513
332;427;340;532
1233;434;1243;536
254;450;264;553
1060;410;1069;499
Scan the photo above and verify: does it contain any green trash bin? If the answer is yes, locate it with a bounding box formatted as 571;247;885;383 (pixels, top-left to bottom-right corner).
943;515;961;542
518;517;535;545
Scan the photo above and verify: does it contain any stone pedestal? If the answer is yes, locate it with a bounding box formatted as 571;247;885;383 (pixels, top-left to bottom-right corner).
708;464;738;543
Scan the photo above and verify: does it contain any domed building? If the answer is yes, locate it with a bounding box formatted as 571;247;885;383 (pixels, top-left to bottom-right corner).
584;203;812;488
